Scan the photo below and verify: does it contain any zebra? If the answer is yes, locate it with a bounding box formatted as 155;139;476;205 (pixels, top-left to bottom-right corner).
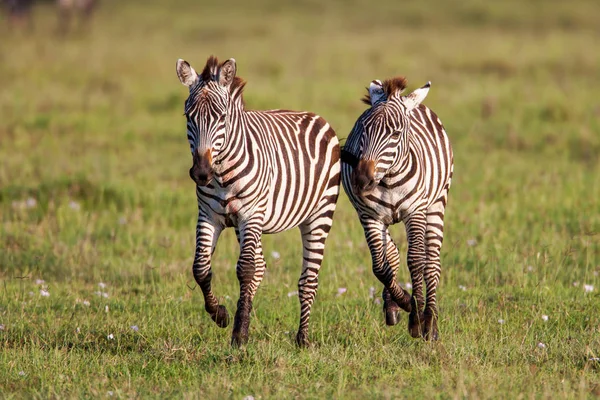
341;77;453;340
175;56;341;347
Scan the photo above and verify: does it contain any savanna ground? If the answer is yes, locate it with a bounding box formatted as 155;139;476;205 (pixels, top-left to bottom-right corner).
1;0;600;398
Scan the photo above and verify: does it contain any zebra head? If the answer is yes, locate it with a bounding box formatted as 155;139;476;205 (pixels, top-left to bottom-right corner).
176;56;241;186
351;78;430;193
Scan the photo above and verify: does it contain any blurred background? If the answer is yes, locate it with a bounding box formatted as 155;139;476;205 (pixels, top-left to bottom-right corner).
1;0;600;396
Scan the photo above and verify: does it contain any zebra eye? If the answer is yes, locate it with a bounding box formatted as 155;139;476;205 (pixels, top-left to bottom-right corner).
391;131;401;139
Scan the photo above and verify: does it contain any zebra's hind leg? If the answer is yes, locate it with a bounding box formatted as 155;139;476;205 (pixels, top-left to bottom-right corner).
193;218;229;328
231;219;265;347
404;212;428;339
363;219;412;318
382;230;406;326
422;202;447;341
295;211;336;347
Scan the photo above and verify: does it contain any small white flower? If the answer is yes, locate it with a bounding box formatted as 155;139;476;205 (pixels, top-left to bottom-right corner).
368;287;376;299
271;251;281;260
287;291;298;298
374;298;381;305
573;281;580;287
542;315;549;321
25;198;37;208
107;333;114;340
40;289;50;297
68;200;81;210
98;282;107;289
527;265;534;272
76;327;80;333
537;342;546;349
467;238;477;247
336;287;347;297
28;291;34;296
589;357;600;362
0;324;5;331
584;284;594;293
105;305;109;313
459;285;467;291
18;371;25;376
35;279;45;285
107;391;114;397
83;300;90;306
404;282;412;289
242;396;255;400
224;295;231;300
130;325;139;332
498;319;505;324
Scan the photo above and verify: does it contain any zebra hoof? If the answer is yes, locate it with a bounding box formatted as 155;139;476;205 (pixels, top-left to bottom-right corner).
383;288;402;325
295;332;310;348
422;313;439;341
231;331;249;347
408;310;425;339
385;308;400;326
211;305;230;328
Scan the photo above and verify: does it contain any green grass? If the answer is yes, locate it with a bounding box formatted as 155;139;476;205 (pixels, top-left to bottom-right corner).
1;0;600;397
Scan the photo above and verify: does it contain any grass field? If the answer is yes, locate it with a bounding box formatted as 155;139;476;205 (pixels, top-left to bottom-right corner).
1;0;600;397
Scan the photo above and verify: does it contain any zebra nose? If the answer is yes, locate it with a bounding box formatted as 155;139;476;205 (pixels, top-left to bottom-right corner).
353;159;376;192
355;173;375;191
190;149;214;186
189;165;213;186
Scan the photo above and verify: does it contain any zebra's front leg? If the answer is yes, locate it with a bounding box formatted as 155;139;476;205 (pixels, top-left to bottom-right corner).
231;219;264;347
381;229;407;326
363;219;412;317
192;217;229;328
405;212;428;339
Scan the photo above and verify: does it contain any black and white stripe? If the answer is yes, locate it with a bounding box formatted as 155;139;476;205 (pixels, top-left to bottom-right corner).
341;78;453;340
176;56;341;347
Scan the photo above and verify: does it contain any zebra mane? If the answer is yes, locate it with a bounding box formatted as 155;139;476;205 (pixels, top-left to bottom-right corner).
200;55;247;103
361;76;408;105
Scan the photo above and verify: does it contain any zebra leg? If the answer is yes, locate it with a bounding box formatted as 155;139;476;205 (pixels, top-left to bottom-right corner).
295;214;334;347
405;212;428;339
231;219;263;347
382;230;405;326
192;217;228;328
422;202;446;341
363;219;412;315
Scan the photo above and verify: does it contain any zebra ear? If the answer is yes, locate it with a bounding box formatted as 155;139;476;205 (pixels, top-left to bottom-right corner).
402;81;430;111
368;80;386;105
219;58;237;87
176;59;198;87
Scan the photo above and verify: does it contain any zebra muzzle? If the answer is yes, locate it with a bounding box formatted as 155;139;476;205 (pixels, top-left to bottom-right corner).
353;159;377;193
190;149;214;186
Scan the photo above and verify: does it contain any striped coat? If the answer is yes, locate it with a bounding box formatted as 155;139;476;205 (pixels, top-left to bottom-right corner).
341;77;453;340
176;56;340;347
